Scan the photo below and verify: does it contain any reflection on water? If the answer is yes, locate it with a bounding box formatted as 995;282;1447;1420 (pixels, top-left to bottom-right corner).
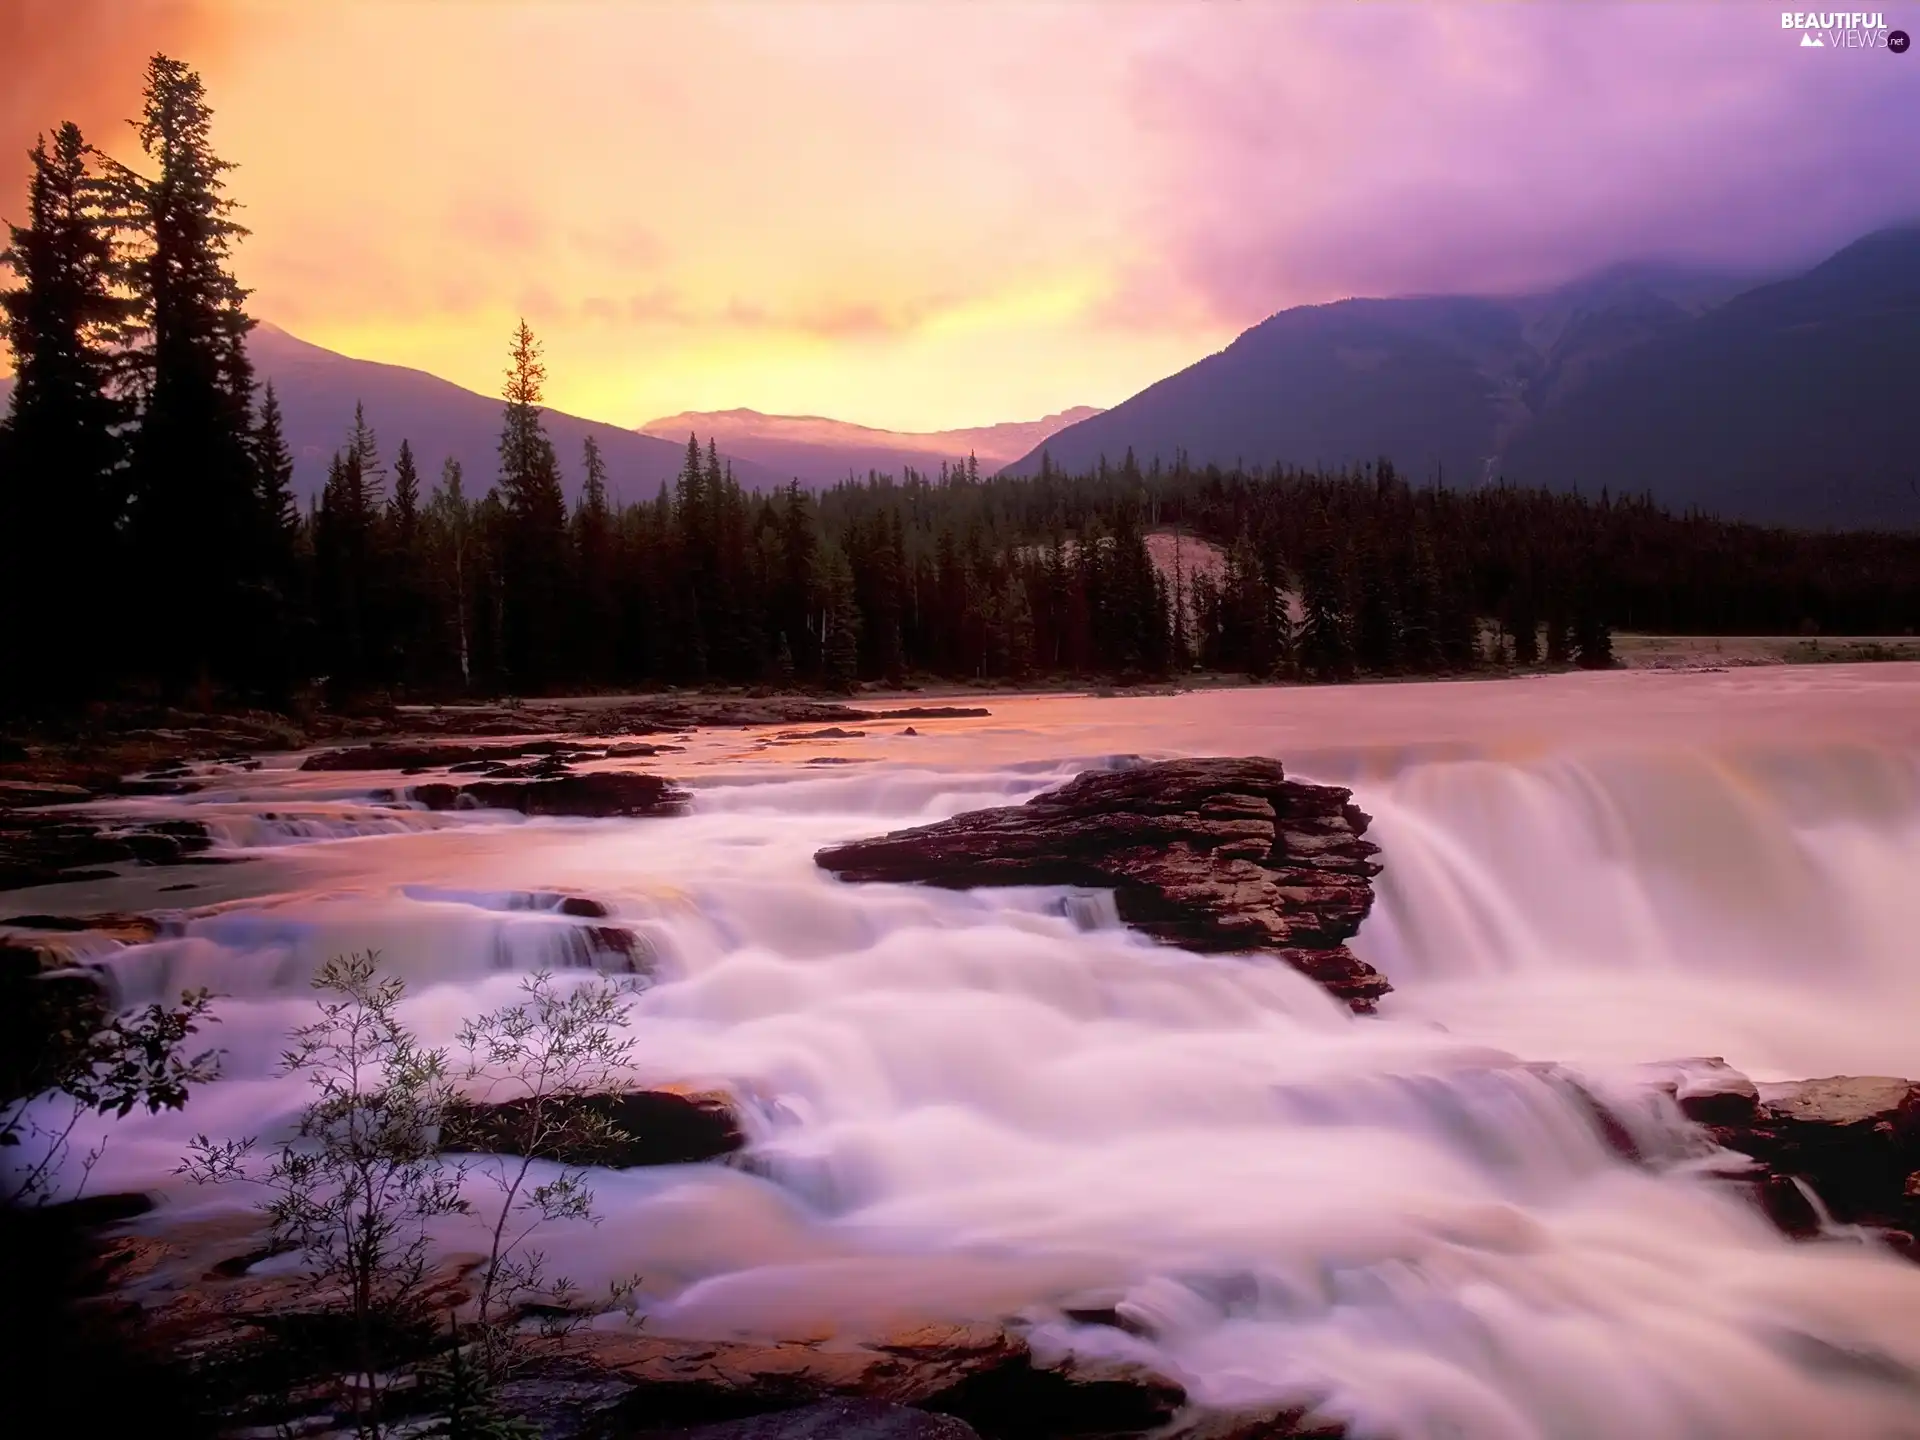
13;666;1920;1440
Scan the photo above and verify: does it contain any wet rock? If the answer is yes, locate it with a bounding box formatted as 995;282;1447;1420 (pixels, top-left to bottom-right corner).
408;772;690;819
0;779;94;806
1161;1407;1350;1440
866;708;991;720
440;1088;745;1167
644;1399;983;1440
0;811;220;891
776;728;865;741
606;741;684;758
0;911;162;945
1683;1069;1920;1247
1642;1056;1761;1126
815;757;1388;1009
919;1350;1186;1439
540;1325;1024;1427
301;739;580;771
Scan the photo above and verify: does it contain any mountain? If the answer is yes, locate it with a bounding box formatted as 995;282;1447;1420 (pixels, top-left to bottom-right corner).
1007;236;1920;527
639;405;1102;486
246;323;782;504
1501;229;1920;527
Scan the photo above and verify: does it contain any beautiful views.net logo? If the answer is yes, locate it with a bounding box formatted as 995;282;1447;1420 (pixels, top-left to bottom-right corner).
1780;12;1907;49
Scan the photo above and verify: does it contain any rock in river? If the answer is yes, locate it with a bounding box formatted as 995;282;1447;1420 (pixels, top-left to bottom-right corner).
814;757;1388;1009
407;770;691;819
1697;1071;1920;1248
440;1087;746;1167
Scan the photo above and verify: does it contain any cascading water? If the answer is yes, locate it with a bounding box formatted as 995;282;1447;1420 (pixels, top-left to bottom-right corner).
13;678;1920;1439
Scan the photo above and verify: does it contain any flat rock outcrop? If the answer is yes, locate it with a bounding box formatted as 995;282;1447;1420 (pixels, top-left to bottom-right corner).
644;1399;985;1440
405;771;691;819
1650;1059;1920;1250
815;758;1388;1008
441;1087;745;1168
0;808;222;892
301;738;590;771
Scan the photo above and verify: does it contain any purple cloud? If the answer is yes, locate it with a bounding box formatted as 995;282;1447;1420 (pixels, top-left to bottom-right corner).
1111;4;1920;321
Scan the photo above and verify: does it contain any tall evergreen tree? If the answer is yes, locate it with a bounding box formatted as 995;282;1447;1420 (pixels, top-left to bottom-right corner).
115;54;265;693
573;434;617;680
0;123;130;704
820;546;862;693
426;457;474;691
390;437;420;538
495;320;568;687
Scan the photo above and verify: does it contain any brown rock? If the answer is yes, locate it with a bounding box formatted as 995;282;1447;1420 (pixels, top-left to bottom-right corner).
300;739;580;771
537;1323;1022;1427
1702;1073;1920;1247
0;811;221;891
646;1399;984;1440
918;1349;1187;1439
815;758;1387;1009
409;772;690;819
0;780;94;807
441;1088;745;1168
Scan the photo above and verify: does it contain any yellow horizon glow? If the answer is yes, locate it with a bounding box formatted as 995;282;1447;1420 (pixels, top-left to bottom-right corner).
78;1;1240;433
8;2;1911;433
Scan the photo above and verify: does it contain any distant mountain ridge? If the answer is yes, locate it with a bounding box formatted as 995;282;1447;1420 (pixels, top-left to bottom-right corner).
245;324;783;505
4;337;1090;501
639;405;1102;486
1008;231;1920;527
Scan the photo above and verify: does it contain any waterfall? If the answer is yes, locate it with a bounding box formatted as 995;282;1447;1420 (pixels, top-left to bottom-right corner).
15;702;1920;1439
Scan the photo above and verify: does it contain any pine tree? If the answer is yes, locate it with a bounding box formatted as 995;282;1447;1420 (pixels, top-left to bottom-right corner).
496;320;569;687
775;480;817;677
347;400;385;504
426;457;474;691
0;123;131;705
247;381;306;697
1353;538;1399;675
252;381;298;543
1299;536;1354;680
820;546;862;693
115;55;265;693
573;434;617;681
1400;530;1443;673
391;438;420;540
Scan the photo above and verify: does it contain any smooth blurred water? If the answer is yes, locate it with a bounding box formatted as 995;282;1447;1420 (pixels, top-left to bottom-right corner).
16;667;1920;1439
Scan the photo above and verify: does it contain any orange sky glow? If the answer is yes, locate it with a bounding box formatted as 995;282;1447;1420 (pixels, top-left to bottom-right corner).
6;1;1917;433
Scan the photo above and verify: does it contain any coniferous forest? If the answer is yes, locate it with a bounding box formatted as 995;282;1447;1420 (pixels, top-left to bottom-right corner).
3;57;1918;719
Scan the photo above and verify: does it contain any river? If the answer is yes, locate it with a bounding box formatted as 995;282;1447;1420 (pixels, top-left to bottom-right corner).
14;663;1920;1438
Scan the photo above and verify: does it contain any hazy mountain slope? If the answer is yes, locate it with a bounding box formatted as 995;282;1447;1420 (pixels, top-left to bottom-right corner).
247;324;781;503
1502;228;1920;527
640;405;1102;485
1004;295;1526;485
1001;240;1920;528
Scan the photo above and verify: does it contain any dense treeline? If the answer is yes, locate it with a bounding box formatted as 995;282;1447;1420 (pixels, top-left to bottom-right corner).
4;57;1918;716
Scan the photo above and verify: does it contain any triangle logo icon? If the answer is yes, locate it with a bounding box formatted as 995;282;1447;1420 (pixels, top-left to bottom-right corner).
1800;32;1825;45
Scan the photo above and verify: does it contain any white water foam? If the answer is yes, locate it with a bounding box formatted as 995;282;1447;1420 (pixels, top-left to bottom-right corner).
15;700;1920;1439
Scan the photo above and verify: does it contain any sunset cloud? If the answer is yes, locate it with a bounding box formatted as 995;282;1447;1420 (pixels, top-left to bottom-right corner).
4;1;1917;431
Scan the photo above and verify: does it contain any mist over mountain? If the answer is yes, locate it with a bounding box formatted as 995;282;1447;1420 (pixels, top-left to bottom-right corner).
1007;231;1920;528
1502;228;1920;527
638;406;1102;486
245;324;783;504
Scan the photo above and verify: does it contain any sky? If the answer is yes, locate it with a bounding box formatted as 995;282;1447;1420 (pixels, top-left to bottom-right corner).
3;0;1918;432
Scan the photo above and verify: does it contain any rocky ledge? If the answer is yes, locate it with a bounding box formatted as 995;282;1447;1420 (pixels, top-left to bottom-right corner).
1654;1060;1920;1252
441;1087;746;1168
815;757;1388;1009
0;806;223;892
389;770;692;819
100;1204;1343;1440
